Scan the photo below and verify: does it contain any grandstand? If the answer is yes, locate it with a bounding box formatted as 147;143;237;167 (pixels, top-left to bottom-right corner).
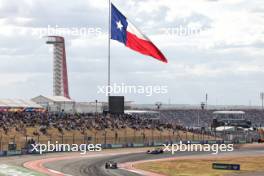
159;109;264;127
212;111;252;129
0;111;218;151
1;107;264;151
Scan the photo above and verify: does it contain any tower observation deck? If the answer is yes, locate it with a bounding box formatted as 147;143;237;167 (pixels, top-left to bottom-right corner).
46;36;70;99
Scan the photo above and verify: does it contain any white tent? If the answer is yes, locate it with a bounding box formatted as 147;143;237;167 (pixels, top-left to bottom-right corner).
0;99;42;108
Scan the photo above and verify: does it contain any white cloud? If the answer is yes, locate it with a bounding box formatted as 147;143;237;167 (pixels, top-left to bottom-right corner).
0;0;263;105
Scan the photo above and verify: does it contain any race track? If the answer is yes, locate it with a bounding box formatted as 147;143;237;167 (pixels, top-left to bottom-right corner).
43;151;220;176
43;146;264;176
16;144;264;176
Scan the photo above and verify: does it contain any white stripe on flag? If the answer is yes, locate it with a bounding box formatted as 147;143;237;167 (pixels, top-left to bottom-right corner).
127;20;150;41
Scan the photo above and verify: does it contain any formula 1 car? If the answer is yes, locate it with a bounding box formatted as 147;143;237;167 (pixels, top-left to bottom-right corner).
147;148;164;154
105;161;118;169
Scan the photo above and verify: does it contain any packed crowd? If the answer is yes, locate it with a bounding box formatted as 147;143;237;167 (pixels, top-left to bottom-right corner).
1;109;262;136
160;109;264;127
0;112;175;135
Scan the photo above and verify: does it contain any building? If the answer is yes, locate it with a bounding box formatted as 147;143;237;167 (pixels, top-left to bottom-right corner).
31;95;134;114
31;95;75;113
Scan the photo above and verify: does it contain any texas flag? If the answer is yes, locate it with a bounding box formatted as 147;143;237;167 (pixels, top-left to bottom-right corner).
111;4;168;63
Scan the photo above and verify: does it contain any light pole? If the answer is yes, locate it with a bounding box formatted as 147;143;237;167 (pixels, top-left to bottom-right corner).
197;111;200;127
95;100;98;115
260;92;264;110
205;93;208;109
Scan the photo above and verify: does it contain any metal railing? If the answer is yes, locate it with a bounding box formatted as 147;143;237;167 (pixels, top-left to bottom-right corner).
0;129;217;151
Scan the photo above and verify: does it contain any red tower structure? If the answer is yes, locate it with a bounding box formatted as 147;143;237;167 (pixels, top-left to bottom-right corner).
46;36;70;99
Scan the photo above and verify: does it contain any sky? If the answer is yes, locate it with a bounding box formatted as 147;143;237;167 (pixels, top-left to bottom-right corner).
0;0;263;105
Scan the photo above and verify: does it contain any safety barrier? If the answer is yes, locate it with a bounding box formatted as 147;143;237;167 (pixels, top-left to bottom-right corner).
0;140;246;157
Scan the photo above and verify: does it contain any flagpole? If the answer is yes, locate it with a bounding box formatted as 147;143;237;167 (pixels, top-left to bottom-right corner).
108;0;111;109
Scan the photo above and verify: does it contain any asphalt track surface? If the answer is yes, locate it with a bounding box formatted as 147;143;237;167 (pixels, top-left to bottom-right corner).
44;150;235;176
0;144;262;176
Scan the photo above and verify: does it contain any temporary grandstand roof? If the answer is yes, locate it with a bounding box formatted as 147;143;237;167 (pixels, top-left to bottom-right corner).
45;96;74;102
213;111;245;114
0;99;42;108
124;110;159;114
216;126;235;132
32;95;74;103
